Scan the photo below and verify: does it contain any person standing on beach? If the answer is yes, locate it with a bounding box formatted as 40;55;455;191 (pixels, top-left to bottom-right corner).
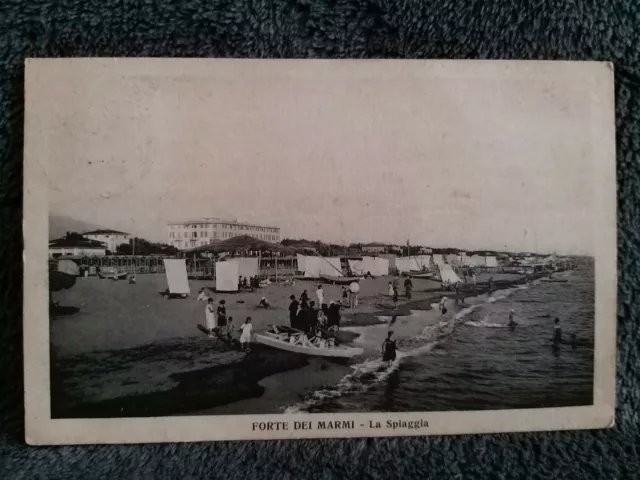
307;301;319;333
316;285;324;309
439;296;448;315
217;300;227;333
508;309;517;328
392;285;399;309
328;301;341;330
381;331;397;363
300;289;309;304
205;298;217;337
404;276;413;300
488;277;495;295
289;295;300;328
455;281;463;306
472;271;477;285
349;288;359;308
342;286;349;303
239;317;253;352
388;282;394;297
225;316;234;341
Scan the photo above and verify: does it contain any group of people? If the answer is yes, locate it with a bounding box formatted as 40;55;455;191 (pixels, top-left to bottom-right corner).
238;276;261;291
200;288;253;351
288;285;344;334
387;275;413;308
461;268;477;284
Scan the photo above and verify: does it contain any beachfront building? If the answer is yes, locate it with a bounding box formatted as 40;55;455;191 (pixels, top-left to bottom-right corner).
49;236;107;258
362;242;386;254
84;229;131;253
167;218;281;250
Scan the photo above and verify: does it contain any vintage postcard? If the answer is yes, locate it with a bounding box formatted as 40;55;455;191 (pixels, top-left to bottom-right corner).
24;58;617;445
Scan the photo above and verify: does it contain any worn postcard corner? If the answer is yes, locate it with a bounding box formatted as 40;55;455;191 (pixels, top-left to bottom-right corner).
23;58;617;445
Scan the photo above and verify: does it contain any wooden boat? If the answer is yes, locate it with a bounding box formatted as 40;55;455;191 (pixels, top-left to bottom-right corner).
255;325;364;358
98;270;128;280
408;271;435;279
319;274;360;285
540;278;568;283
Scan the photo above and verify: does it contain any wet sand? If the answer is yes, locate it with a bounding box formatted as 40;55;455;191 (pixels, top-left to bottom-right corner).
51;270;535;417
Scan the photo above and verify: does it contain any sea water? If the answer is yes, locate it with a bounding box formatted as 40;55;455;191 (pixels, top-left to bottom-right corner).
286;261;595;413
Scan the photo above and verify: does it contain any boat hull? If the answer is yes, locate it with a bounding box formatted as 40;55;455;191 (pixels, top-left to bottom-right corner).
409;272;435;279
319;274;360;285
254;334;363;358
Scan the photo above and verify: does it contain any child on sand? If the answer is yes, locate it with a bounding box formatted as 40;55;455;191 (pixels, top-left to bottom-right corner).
240;317;253;351
197;288;209;303
217;300;227;332
392;285;399;309
226;316;234;340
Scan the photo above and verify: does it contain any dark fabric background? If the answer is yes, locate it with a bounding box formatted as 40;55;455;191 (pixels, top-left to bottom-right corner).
1;1;638;478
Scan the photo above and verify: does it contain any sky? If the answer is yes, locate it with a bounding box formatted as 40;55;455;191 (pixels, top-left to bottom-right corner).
40;59;613;255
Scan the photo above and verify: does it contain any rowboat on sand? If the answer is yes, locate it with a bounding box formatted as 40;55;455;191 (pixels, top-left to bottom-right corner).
409;271;435;279
254;325;364;358
319;274;361;285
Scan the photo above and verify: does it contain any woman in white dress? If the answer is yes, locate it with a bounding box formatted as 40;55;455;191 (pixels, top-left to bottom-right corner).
388;282;394;297
205;298;217;337
240;317;253;351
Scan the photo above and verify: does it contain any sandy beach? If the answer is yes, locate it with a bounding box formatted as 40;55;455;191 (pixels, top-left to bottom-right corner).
51;271;530;417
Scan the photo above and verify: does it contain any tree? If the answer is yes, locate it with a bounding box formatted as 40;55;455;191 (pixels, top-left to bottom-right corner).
116;237;178;256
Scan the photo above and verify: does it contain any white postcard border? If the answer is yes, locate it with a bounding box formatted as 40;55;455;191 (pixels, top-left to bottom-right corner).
23;58;617;445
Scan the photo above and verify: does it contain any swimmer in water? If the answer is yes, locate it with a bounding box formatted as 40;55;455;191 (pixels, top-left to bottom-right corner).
508;309;517;327
382;330;397;363
552;317;562;345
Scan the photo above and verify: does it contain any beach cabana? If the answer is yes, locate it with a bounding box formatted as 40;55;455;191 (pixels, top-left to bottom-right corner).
298;255;343;278
348;256;389;277
438;264;462;285
163;259;190;296
485;256;498;268
432;254;445;268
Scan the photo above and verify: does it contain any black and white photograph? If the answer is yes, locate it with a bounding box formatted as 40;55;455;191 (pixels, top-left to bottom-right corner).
23;58;616;443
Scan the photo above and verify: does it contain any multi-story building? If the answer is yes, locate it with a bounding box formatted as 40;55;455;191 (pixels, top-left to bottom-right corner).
49;236;107;258
167;218;281;250
84;229;131;253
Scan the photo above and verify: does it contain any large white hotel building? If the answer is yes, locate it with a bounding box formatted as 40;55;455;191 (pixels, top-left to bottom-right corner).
167;218;281;250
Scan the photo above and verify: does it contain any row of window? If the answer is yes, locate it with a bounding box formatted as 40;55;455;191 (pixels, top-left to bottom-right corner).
172;232;279;246
171;223;279;233
220;232;279;241
169;231;218;239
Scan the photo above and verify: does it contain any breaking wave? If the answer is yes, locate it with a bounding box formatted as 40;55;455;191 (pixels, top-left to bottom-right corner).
284;283;532;413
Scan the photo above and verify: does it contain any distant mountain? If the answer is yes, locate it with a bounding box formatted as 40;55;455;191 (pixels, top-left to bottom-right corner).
48;215;102;240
